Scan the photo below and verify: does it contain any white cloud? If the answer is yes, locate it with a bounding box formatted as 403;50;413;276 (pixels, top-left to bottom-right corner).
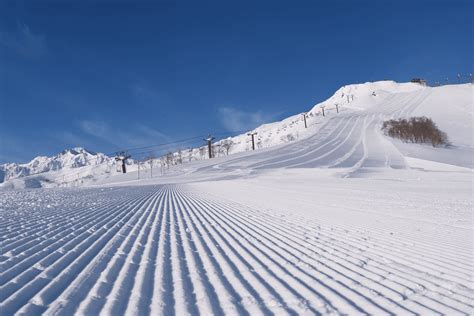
217;106;277;132
79;120;109;137
77;119;170;149
53;131;90;147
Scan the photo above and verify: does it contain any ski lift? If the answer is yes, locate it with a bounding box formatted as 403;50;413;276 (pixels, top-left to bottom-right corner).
115;151;131;173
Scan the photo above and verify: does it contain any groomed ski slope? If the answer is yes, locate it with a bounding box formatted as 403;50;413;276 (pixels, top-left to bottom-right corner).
1;82;473;315
1;179;473;315
192;83;472;176
1;82;471;189
93;83;471;188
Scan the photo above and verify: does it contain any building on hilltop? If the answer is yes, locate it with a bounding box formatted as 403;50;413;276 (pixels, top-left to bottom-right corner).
410;78;427;86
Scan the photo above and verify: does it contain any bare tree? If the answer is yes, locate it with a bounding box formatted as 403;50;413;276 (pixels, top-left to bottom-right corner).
281;134;295;143
220;139;234;155
160;157;166;174
199;146;206;160
188;148;193;162
165;152;174;167
382;117;448;147
177;149;183;164
211;144;217;158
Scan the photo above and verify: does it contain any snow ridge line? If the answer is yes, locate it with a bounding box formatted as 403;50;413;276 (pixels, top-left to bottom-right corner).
252;115;357;170
247;115;352;169
1;184;472;315
0;189;153;277
0;186;161;315
225;181;473;262
1;188;142;250
181;185;474;315
201;194;474;311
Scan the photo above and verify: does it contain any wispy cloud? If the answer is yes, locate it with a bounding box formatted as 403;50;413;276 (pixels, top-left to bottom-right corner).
79;120;109;137
53;131;90;147
77;119;170;150
217;106;278;132
0;23;47;58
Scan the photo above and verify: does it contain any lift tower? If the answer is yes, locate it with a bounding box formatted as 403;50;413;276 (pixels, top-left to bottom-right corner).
115;151;131;173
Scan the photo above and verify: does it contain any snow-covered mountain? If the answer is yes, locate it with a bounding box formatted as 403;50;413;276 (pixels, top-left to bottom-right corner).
2;83;472;315
0;147;113;184
2;80;472;189
181;80;426;161
129;80;472;182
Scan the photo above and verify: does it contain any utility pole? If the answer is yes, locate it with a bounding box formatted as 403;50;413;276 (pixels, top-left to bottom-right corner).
115;151;131;173
247;132;257;150
301;112;308;128
137;161;140;180
335;103;339;113
321;106;326;117
204;135;215;159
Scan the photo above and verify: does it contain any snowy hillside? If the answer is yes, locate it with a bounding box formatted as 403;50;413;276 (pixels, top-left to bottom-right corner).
1;166;472;315
184;80;471;164
2;81;472;190
190;81;426;159
135;81;473;181
0;148;111;183
74;81;472;191
1;81;473;315
0;148;125;189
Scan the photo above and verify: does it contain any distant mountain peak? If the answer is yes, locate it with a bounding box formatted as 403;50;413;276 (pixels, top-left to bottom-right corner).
60;147;97;156
0;147;111;183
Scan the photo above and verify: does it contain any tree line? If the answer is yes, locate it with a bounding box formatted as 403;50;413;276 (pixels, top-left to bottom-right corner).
382;117;448;147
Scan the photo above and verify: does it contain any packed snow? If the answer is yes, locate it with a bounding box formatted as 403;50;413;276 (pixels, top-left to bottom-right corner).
2;81;472;189
1;81;473;315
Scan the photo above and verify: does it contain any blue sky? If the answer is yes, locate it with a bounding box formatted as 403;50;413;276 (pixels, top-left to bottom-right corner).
1;0;472;163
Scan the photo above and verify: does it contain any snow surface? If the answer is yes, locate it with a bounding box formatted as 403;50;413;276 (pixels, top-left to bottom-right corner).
2;81;472;189
1;81;473;315
1;170;472;315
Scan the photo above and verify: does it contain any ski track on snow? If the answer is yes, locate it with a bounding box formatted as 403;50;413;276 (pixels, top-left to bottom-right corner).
198;88;435;177
1;184;473;315
1;86;473;315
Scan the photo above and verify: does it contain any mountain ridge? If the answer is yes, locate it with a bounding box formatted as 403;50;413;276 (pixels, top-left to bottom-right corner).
2;80;471;189
0;147;111;183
